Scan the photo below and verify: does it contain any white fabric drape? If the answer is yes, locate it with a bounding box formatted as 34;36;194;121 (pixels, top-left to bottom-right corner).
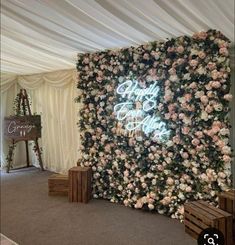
1;0;234;75
0;69;80;174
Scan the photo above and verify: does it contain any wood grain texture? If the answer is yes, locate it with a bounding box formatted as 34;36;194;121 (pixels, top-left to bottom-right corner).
68;167;92;203
48;174;68;196
184;200;233;245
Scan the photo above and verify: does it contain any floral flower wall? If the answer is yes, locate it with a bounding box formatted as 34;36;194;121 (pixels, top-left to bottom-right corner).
76;30;232;220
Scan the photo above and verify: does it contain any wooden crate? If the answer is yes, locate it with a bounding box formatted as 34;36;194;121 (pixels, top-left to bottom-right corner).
68;166;92;203
184;200;233;245
218;190;235;218
48;174;69;196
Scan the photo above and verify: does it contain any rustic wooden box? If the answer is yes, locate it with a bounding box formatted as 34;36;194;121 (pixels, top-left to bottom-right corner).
184;200;233;245
219;190;235;218
48;174;69;196
68;166;92;203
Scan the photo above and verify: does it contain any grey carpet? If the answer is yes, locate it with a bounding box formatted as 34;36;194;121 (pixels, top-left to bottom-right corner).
1;167;196;245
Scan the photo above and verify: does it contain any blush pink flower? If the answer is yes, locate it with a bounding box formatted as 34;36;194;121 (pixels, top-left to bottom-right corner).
211;81;221;88
173;135;181;144
192;138;200;146
219;47;229;56
195;131;203;138
184;93;192;102
166;177;174;185
211;70;222;80
207;62;216;70
189;59;198;67
212;125;221;134
224;94;233;101
189;82;197;89
182;127;190;135
198;51;206;59
205;105;213;113
200;95;209;104
223;155;231;163
177;46;184;53
181;152;189;159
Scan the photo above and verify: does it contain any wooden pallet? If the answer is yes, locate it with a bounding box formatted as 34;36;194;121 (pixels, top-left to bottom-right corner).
68;166;92;203
48;174;69;196
184;200;233;245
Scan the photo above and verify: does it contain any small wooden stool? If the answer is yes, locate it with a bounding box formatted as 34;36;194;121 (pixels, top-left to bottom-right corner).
184;200;233;245
48;174;69;196
68;166;92;203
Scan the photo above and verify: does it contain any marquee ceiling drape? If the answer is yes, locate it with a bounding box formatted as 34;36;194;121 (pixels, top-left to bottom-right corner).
1;0;234;75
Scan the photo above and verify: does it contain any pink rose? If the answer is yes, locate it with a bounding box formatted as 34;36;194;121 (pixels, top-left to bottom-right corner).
212;125;220;134
165;113;171;120
223;155;231;163
185;186;192;192
192;138;200;146
196;145;203;151
165;80;171;86
179;113;185;120
177;58;185;65
189;82;197;89
216;140;225;148
219;47;228;56
198;51;206;59
224;94;233;101
177;46;184;53
169;68;176;75
184;93;192;102
211;81;221;88
165;58;171;66
168;103;175;111
195;131;203;138
207;62;216;70
173;135;181;144
212;135;219;142
196;31;208;40
157;165;164;171
166;177;174;185
189;149;196;155
182;127;190;135
200;95;209;104
181;152;189;159
167;47;175;52
189;59;198;67
161;196;171;205
205;105;213;113
171;113;178;121
211;70;221;80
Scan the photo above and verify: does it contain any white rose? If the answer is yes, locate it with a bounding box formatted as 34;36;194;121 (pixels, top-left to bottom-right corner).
152;179;157;185
195;91;204;98
220;128;230;136
148;204;155;210
178;192;185;200
214;103;223;111
222;146;231;155
201;111;208;121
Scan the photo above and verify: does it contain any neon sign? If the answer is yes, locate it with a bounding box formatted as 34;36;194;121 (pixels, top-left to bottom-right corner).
114;80;170;140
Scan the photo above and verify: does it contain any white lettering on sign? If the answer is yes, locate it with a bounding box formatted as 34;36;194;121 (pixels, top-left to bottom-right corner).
114;80;170;140
7;121;35;135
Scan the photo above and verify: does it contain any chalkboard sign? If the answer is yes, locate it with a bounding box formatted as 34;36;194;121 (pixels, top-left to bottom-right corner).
4;115;41;141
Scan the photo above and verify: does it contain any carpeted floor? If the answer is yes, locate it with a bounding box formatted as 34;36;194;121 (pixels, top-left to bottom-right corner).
1;167;196;245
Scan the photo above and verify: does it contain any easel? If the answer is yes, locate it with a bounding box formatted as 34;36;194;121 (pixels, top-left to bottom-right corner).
6;89;44;173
